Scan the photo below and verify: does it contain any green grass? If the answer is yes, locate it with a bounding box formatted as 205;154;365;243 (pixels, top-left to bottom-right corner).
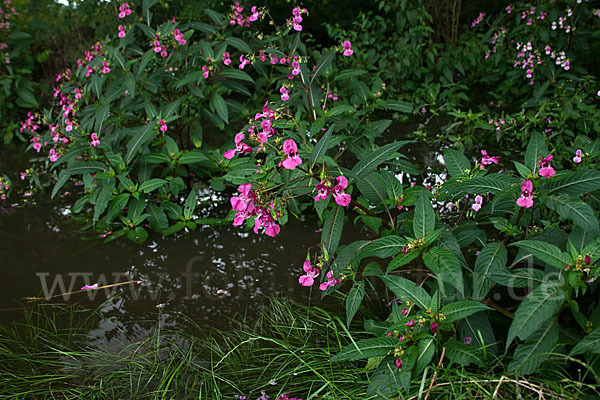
0;298;597;399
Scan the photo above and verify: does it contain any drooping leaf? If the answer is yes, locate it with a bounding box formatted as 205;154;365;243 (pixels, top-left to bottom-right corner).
322;206;344;257
508;319;558;374
346;281;365;327
512;240;572;270
413;191;435;239
332;337;397;361
472;242;507;300
441;301;491;323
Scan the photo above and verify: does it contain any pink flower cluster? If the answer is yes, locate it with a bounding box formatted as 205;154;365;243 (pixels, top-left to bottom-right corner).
151;35;168;58
223;102;277;159
118;25;126;38
76;41;105;78
319;270;340;291
230;183;281;237
229;2;261;26
514;41;542;85
573;149;583;163
280;86;289;101
488;117;506;131
173;28;186;46
289;7;307;31
314;176;351;207
202;65;211;79
118;2;132;18
0;177;10;201
471;12;484;28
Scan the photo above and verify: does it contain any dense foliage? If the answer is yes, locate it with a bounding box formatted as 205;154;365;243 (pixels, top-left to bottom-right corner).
2;0;600;398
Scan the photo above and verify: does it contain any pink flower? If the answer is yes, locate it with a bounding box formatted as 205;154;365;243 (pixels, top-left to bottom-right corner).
405;319;415;327
223;52;231;66
282;139;302;170
101;61;110;74
431;321;437;334
538;155;555;178
49;148;60;162
298;259;320;286
472;195;483;212
319;270;341;291
343;40;353;56
314;181;330;202
395;358;403;369
481;150;499;167
231;183;257;226
159;119;168;132
332;176;351;207
90;132;100;147
223;132;253;160
516;179;534;208
118;25;126;38
573;149;583;164
292;15;303;31
118;3;132;18
81;283;99;290
280;86;289;101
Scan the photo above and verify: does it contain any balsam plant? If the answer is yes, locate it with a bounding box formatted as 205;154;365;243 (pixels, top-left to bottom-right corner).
5;0;600;397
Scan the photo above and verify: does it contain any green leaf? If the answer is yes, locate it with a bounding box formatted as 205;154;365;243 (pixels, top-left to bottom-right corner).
441;301;491;323
310;124;334;168
508;319;558;374
351;141;410;180
328;105;355;116
93;184;114;222
178;150;208;164
544;196;599;233
381;275;431;310
147;204;169;231
506;281;566;347
381;100;413;113
106;193;130;221
444;148;470;177
184;190;197;219
225;36;251;53
65;161;107;175
333;69;367;81
187;21;216;35
212;93;228;124
332;337;397;361
415;337;436;375
125;124;154;164
445;340;483;367
51;171;70;199
311;49;335;83
219;69;255;83
322;206;344;257
461;175;518;194
570;328;600;356
346;281;365;327
422;247;464;296
472;242;507;301
413;191;435;239
543;169;600;196
139;178;168;193
524;132;548;172
514;161;532;179
359;236;406;259
512;240;572;269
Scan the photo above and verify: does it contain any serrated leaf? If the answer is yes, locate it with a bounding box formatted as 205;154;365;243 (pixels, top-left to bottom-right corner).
381;275;431;310
359;236;406;258
512;240;572;269
441;301;491;323
310;124;334;168
413;191;435;239
472;242;507;300
570;328;600;356
139;178;168;193
544;196;599;233
346;281;365;327
444;148;470;177
322;205;344;257
312;49;335;83
125;124;154;164
350;141;409;180
219;69;254;83
506;281;566;347
147;204;169;231
422;247;464;295
212;93;228;124
508;319;558;374
178;150;208;164
543;169;600;196
524;132;548;172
